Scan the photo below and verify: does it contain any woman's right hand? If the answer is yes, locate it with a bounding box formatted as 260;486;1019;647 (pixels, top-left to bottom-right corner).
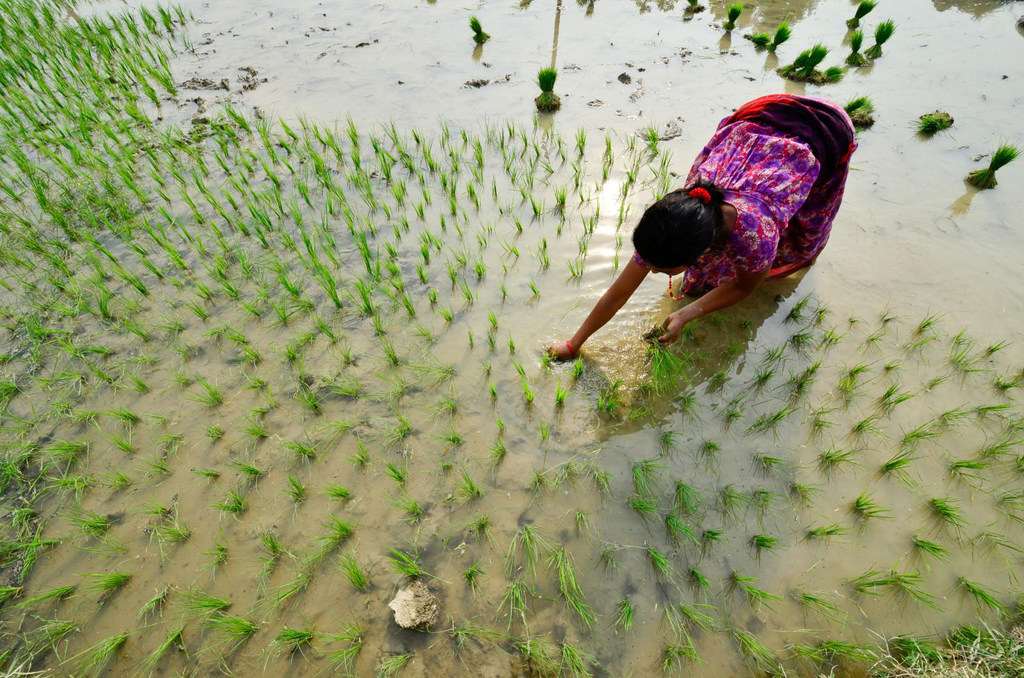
546;341;577;361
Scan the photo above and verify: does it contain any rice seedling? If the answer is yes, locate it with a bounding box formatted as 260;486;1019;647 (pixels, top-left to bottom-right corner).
469;16;489;44
463;560;483;598
714;4;741;31
839;96;872;132
67;507;113;538
912;535;949;562
559;642;596;678
864;20;896;59
976;531;1021;554
790;640;877;665
186;376;223;406
631;457;665;499
731;570;784;610
316;516;355;558
207;615;258;655
505;524;550;579
82;571;132;600
500;578;533;626
284;474;306;503
180;589;231;619
793;590;846;622
886;636;942;664
614;598;634;631
966;144;1020;189
847;0;876;28
929;497;966;531
535;68;561;113
918;110;954;135
852;491;890;520
65;631;130;676
778;44;843;83
548;545;595;626
389;547;426;579
228;459;264;485
269;625;316;660
213;489;246;515
629;495;659;520
878;383;914;414
958;577;1006;616
819;446;858;475
850;569;937;608
807;523;848;540
745;20;790;51
13;584;76;610
457;471;484;500
339;552;370;591
731;626;781;674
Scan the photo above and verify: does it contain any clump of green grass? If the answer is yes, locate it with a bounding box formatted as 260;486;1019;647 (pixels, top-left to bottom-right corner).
745;21;790;51
778;44;844;83
339;552;370;591
631;457;665;499
269;625;316;660
929;496;966;531
469;16;489;44
850;569;937;608
723;3;743;31
65;631;130;676
918;110;954;135
535;68;561;113
864;20;896;59
547;546;595;626
966;144;1020;189
846;0;876;28
852;491;890;520
82;571;132;600
958;577;1006;616
615;599;634;631
389;547;426;579
845;96;875;129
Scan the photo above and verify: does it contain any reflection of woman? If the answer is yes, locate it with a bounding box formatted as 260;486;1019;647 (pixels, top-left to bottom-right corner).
549;94;857;359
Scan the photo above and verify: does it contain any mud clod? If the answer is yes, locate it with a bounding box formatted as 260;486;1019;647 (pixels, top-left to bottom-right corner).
179;77;230;91
388;580;440;630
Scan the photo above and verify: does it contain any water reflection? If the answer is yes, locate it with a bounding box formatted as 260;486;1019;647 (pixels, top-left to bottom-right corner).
932;0;1008;18
584;273;804;445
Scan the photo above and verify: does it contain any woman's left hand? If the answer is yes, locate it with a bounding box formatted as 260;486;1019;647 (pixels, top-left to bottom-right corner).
658;310;689;344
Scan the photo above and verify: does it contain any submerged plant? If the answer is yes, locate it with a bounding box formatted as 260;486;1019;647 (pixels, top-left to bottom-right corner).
966;144;1020;189
864;20;896;59
535;68;561;113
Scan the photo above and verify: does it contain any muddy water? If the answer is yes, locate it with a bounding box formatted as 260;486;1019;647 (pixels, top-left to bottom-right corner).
6;0;1024;677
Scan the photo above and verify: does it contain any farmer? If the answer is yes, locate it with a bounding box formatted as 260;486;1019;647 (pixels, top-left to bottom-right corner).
548;94;857;359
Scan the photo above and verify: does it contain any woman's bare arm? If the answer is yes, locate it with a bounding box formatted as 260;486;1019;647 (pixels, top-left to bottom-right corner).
658;269;768;343
548;257;650;358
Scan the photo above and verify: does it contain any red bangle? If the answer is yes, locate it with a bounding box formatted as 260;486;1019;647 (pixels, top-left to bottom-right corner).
565;339;577;356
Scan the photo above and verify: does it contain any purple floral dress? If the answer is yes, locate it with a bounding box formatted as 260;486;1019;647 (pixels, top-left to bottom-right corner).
634;97;857;296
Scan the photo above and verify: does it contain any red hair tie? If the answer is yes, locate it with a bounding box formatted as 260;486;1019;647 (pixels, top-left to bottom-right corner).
688;187;711;204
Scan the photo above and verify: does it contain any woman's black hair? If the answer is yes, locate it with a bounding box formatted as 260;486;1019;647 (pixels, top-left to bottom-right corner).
631;178;726;269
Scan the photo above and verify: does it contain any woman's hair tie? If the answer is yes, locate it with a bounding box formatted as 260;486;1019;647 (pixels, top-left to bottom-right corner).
688;187;711;204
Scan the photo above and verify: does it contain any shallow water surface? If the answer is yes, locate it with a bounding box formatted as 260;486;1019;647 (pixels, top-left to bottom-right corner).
2;0;1023;676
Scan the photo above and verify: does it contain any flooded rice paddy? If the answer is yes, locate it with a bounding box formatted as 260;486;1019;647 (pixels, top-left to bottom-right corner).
1;0;1023;676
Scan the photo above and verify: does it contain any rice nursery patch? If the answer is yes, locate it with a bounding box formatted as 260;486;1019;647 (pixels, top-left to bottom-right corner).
0;0;1021;677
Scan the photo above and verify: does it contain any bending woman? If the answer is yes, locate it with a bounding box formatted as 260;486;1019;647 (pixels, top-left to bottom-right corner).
548;94;858;359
